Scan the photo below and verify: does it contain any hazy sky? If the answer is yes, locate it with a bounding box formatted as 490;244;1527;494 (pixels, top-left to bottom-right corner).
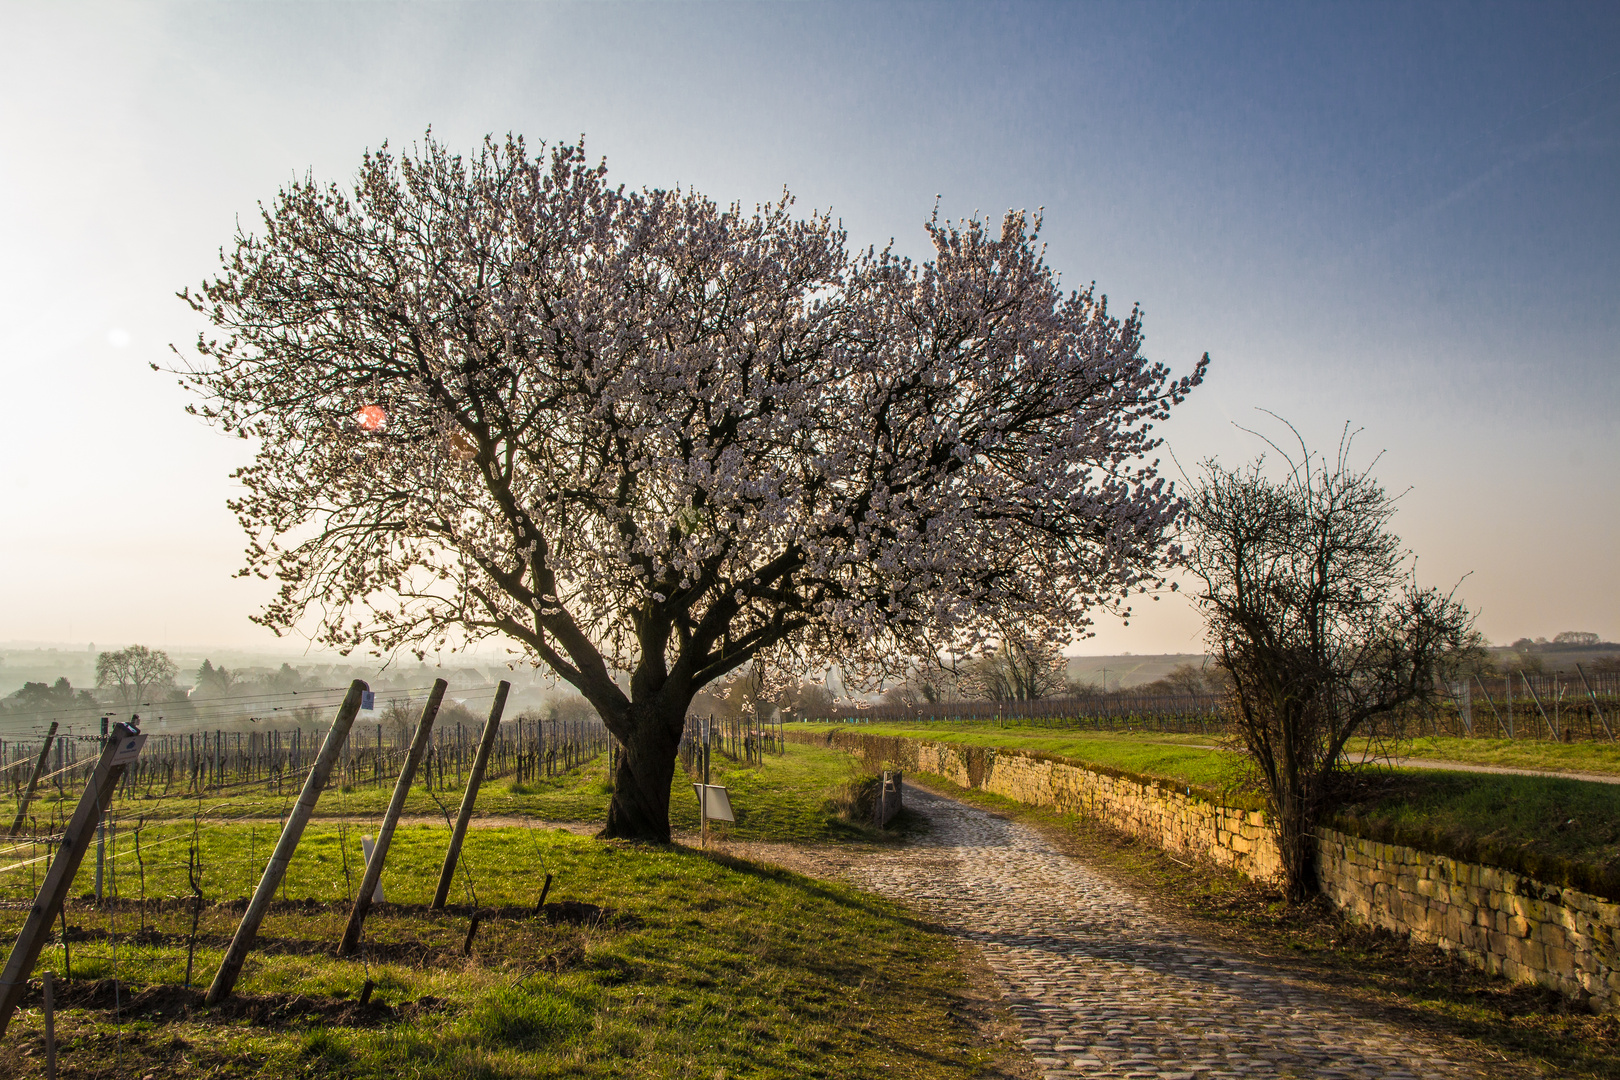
1;1;1616;658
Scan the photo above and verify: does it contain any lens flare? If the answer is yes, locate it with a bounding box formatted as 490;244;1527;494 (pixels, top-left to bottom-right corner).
355;405;387;432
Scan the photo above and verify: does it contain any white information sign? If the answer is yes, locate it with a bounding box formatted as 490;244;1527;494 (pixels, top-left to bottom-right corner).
692;783;735;823
109;733;147;765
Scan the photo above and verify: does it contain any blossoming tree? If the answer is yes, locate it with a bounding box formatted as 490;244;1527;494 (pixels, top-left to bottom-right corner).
178;134;1206;841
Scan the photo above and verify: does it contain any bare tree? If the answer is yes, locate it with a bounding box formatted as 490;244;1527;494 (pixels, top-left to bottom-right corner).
96;645;178;712
776;680;836;721
176;133;1205;841
957;637;1070;702
1183;425;1472;901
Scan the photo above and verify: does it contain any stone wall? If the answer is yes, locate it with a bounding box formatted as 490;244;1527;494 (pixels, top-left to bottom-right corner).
794;727;1620;1013
1317;828;1620;1012
796;729;1283;881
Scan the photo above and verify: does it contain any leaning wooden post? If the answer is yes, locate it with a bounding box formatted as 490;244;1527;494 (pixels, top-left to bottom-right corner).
0;722;145;1038
339;679;446;956
1575;664;1616;742
205;680;367;1004
432;681;509;910
9;723;58;838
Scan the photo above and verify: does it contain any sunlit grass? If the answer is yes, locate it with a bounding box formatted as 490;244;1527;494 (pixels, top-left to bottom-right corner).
0;742;1004;1079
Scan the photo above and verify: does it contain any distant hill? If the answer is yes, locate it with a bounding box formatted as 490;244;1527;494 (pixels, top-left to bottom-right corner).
1064;653;1210;691
1488;639;1620;675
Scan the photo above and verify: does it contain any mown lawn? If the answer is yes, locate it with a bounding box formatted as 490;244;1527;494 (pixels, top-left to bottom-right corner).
0;743;1002;1079
1374;735;1620;776
797;721;1244;791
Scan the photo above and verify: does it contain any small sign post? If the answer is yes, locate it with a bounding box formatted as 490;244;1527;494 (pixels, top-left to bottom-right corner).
692;783;734;849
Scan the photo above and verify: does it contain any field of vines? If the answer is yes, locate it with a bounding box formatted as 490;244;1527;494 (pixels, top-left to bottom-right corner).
814;669;1620;743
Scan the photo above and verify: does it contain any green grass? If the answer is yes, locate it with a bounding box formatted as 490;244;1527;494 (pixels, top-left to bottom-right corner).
15;753;621;824
1370;735;1620;776
15;740;891;845
670;743;897;843
800;721;1620;781
0;743;899;912
798;721;1245;791
1336;769;1620;898
0;743;1008;1079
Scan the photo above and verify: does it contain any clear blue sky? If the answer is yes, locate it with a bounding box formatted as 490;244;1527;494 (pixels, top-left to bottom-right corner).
1;1;1615;656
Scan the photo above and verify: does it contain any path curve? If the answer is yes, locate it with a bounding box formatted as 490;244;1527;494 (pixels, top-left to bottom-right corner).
1383;758;1620;784
809;784;1511;1079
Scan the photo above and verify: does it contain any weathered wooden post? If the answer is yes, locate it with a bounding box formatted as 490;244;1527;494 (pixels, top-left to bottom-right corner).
0;722;145;1038
41;970;55;1080
432;681;509;910
8;723;57;838
205;680;367;1004
95;716;109;903
1576;664;1616;742
338;679;446;956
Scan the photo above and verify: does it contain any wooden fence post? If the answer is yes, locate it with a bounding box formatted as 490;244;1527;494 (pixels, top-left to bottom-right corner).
205;681;367;1004
339;679;446;956
0;722;145;1038
8;723;57;838
42;970;55;1080
432;681;509;910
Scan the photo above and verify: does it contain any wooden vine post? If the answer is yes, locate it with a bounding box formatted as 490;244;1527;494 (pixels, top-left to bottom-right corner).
205;680;368;1004
432;681;510;910
8;722;58;838
0;722;146;1038
338;679;446;956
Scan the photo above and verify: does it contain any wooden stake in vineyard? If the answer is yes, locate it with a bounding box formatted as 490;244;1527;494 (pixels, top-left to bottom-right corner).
0;722;146;1038
206;680;368;1004
339;679;446;956
433;681;509;910
8;722;57;838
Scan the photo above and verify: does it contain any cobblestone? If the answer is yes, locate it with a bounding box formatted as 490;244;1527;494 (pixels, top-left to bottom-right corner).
820;784;1509;1079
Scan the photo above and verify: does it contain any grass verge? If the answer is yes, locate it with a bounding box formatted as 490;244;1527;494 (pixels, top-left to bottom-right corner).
796;722;1244;791
1373;736;1620;776
1335;768;1620;899
0;745;1017;1079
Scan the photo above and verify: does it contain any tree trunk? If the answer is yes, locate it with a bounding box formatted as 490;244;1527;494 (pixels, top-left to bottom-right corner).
600;709;683;843
1273;789;1317;903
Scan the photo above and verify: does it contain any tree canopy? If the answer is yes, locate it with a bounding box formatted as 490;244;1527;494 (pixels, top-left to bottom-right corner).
95;645;178;712
1183;425;1472;899
178;133;1206;839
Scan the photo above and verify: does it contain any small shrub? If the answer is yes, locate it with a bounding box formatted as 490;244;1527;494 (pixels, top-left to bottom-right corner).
827;773;886;826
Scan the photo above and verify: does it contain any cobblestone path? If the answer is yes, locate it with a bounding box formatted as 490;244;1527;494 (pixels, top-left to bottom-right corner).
828;784;1504;1079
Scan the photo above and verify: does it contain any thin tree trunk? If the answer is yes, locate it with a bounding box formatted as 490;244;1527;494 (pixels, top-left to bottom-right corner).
1274;793;1316;903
